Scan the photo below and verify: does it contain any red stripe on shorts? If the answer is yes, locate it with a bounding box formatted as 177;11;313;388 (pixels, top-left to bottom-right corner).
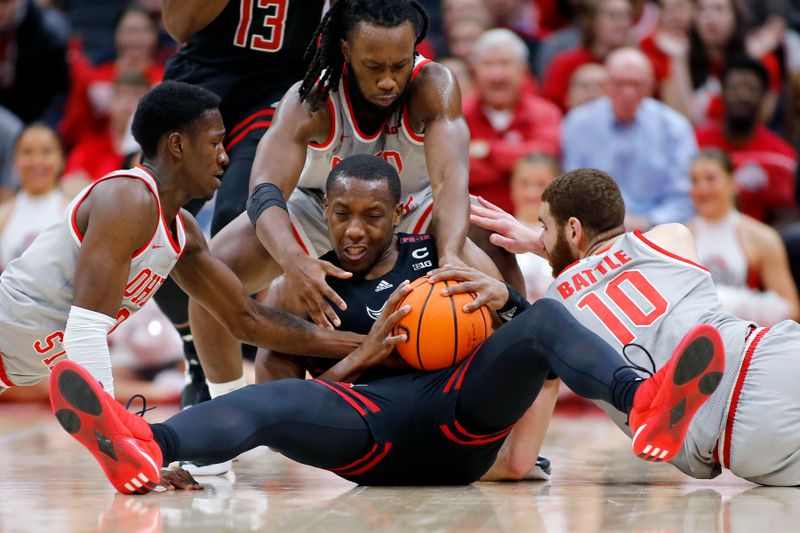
314;379;366;416
0;353;14;388
722;327;770;469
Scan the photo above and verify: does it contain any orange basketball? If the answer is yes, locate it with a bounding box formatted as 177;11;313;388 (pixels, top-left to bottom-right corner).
393;277;491;370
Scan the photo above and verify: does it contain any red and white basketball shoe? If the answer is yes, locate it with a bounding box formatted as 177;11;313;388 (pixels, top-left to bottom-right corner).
50;360;163;494
629;324;725;463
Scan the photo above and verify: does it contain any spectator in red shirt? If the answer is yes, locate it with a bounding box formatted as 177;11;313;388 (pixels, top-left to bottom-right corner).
695;56;797;223
677;0;781;125
61;5;164;148
541;0;634;110
62;71;151;198
465;28;563;213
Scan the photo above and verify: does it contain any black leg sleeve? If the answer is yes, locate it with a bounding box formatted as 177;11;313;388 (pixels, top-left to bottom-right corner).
456;298;640;433
152;379;374;470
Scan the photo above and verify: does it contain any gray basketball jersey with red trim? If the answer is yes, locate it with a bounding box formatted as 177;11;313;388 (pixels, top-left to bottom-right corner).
297;56;432;209
544;230;752;478
0;166;186;386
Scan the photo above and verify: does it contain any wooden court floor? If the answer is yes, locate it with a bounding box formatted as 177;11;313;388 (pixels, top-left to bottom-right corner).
0;403;793;533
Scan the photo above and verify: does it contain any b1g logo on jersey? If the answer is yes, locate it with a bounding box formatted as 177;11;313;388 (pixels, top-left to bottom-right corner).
234;0;288;53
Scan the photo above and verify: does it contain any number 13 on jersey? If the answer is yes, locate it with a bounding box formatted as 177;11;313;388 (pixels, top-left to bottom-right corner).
234;0;288;52
577;270;670;345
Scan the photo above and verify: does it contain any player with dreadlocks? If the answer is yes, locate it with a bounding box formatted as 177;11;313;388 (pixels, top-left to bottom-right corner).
187;0;527;401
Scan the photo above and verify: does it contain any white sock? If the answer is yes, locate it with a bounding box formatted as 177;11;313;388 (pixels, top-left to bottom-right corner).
207;375;247;399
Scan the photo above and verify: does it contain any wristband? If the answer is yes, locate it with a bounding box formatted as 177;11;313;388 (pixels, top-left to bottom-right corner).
247;183;288;228
496;282;530;322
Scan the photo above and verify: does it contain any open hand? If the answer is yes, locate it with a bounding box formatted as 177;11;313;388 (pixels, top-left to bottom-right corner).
427;264;509;312
283;254;352;329
355;281;414;368
470;196;543;255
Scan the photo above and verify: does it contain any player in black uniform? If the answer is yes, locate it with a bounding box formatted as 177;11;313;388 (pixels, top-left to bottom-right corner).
157;0;328;410
50;155;725;492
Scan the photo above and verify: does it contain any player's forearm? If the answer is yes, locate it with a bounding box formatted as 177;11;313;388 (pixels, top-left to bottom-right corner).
162;0;229;41
318;350;369;383
254;207;307;269
234;302;362;357
431;179;469;262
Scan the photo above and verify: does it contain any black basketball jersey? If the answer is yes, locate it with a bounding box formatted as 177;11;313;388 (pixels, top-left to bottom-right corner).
173;0;324;74
304;233;438;380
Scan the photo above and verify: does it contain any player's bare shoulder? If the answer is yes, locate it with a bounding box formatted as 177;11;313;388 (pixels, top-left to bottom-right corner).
408;61;462;119
642;223;701;263
272;81;334;144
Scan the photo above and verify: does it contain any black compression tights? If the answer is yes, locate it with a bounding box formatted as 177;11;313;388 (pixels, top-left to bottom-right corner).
152;378;373;469
455;298;641;433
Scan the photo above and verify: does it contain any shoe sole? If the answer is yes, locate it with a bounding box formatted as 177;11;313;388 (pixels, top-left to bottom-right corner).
632;325;724;463
50;363;160;495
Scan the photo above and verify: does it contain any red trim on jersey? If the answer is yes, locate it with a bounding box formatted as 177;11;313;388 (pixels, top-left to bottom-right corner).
229;109;275;139
402;105;425;143
315;379;366;416
225;120;272;152
290;223;311;255
70;170;168;256
412;204;434;234
333;442;393;477
342;76;386;142
411;58;432;80
137;165;183;255
0;355;15;388
633;230;710;272
309;96;336;149
722;326;770;469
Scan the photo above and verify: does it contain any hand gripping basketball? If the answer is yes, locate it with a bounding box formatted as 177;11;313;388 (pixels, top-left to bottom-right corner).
392;276;491;371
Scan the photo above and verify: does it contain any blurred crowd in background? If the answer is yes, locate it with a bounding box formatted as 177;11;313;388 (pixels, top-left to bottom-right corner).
1;0;800;403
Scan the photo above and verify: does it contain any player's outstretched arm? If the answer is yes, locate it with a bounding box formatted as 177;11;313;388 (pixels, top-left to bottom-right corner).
69;179;161;395
171;213;362;358
319;282;413;383
469;196;544;256
248;84;351;329
162;0;229;42
414;63;471;265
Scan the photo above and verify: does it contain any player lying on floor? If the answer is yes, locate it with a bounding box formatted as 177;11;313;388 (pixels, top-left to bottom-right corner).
49;155;724;493
452;167;800;486
0;82;362;407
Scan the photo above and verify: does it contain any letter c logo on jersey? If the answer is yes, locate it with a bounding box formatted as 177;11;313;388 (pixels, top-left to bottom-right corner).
411;248;429;260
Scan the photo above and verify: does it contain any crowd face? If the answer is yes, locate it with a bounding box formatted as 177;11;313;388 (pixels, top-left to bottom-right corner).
115;10;158;62
14;126;64;197
696;0;736;50
442;0;489;35
722;69;764;130
690;157;735;220
593;0;633;51
659;0;695;34
0;0;19;29
109;82;150;134
567;63;609;109
447;18;487;61
472;43;527;110
604;50;654;123
511;160;558;223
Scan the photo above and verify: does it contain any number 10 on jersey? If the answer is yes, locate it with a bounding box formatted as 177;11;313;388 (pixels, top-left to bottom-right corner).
576;270;669;345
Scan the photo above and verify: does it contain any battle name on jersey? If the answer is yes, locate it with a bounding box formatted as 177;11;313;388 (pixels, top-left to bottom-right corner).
555;249;633;300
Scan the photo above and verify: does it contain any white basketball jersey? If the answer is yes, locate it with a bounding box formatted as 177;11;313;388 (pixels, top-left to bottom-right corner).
0;165;186;386
544;230;753;478
297;56;432;209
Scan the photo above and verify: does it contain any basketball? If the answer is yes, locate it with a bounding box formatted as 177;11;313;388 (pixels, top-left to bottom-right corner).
393;277;491;370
